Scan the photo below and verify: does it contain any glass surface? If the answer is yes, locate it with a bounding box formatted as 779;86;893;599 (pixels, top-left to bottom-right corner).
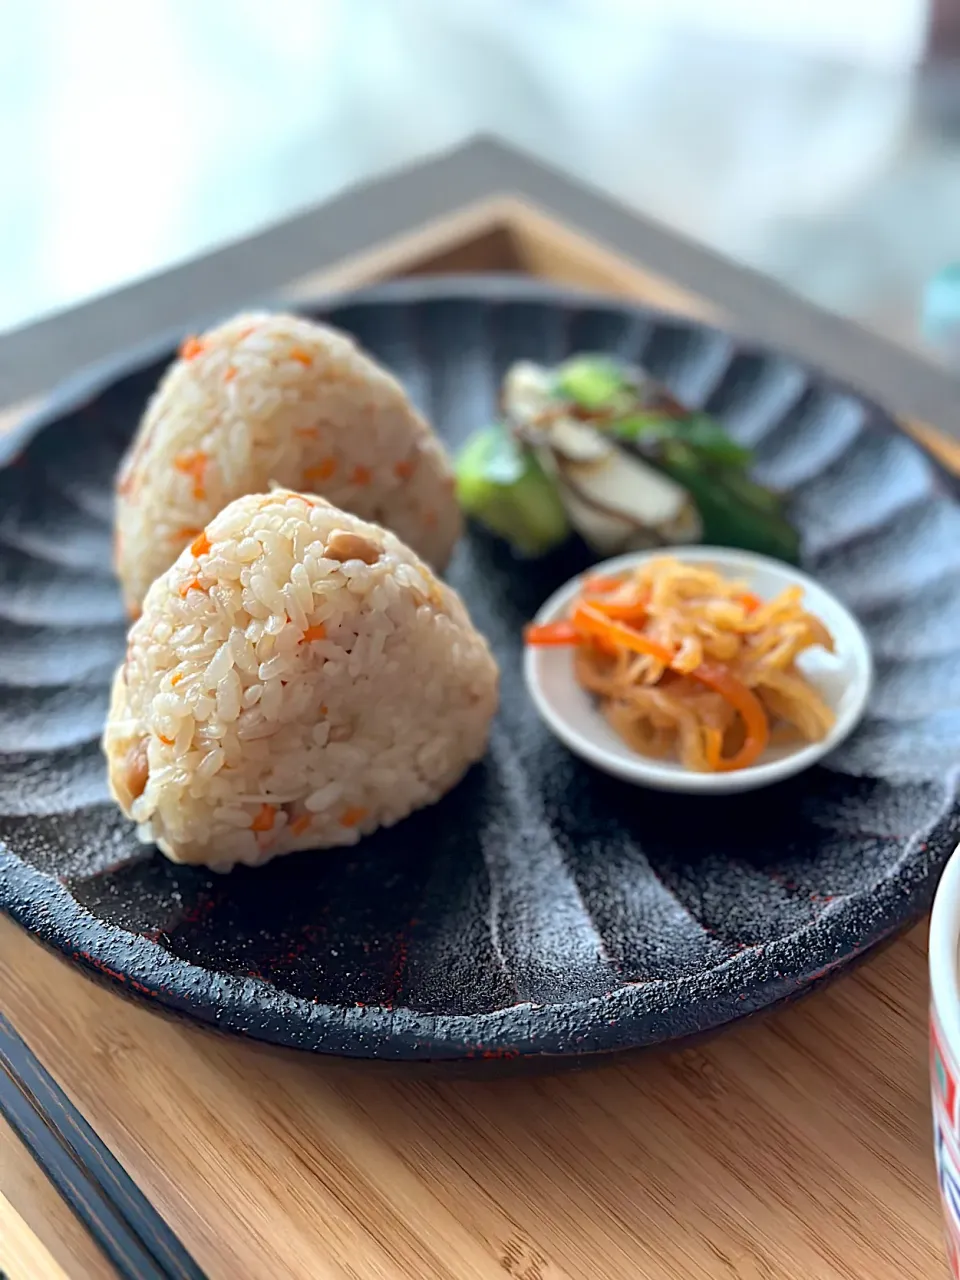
1;0;958;362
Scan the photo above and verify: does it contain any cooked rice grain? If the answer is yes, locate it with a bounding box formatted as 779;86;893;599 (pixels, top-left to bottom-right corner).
103;490;498;870
115;311;461;613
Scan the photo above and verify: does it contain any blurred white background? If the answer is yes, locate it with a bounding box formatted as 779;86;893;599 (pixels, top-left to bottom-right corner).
0;0;957;351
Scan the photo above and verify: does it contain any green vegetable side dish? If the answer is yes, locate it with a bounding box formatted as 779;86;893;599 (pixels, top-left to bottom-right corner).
454;355;800;564
657;444;799;565
455;424;570;557
554;355;632;413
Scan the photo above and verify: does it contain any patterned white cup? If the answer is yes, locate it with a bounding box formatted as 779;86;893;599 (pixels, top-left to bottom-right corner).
929;845;960;1275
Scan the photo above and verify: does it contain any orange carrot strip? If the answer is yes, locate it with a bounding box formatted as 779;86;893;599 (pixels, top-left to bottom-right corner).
589;602;649;625
524;621;581;647
170;672;183;687
251;804;276;833
394;459;414;480
179;336;205;360
224;366;237;382
157;733;175;746
178;577;204;598
288;348;313;366
350;464;372;486
300;624;327;643
571;603;674;665
190;531;211;557
702;726;724;771
295;427;319;440
580;574;626;594
688;662;769;772
586;587;650;626
339;806;367;828
572;601;769;770
290;814;312;836
738;592;762;613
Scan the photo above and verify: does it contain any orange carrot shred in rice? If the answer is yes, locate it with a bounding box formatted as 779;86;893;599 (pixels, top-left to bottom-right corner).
304;457;336;485
394;459;414;480
236;325;255;340
288;348;313;366
157;733;175;746
350;464;373;486
173;451;209;500
190;531;211;557
526;556;835;775
300;624;326;643
251;804;276;833
295;427;319;440
339;806;367;828
289;814;311;836
170;672;183;686
223;366;237;382
179;336;205;360
178;577;204;598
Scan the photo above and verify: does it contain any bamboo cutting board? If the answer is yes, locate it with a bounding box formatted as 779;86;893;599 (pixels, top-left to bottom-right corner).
0;1189;71;1280
0;195;956;1280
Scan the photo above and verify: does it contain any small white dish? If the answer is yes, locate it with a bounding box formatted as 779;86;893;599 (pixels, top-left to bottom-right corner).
928;844;960;1275
523;545;873;795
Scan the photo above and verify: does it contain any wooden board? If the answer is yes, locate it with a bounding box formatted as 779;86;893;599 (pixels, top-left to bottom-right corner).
0;202;954;1280
0;1188;72;1280
0;917;943;1280
0;1112;114;1280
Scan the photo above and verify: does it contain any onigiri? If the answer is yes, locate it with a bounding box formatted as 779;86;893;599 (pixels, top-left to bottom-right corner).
103;490;498;870
115;312;462;614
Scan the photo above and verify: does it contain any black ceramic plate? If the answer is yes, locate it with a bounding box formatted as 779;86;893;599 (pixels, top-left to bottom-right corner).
1;276;959;1061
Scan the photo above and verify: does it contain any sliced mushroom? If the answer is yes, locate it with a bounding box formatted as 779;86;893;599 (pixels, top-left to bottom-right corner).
561;449;691;527
547;416;611;462
545;444;701;554
502;360;554;422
